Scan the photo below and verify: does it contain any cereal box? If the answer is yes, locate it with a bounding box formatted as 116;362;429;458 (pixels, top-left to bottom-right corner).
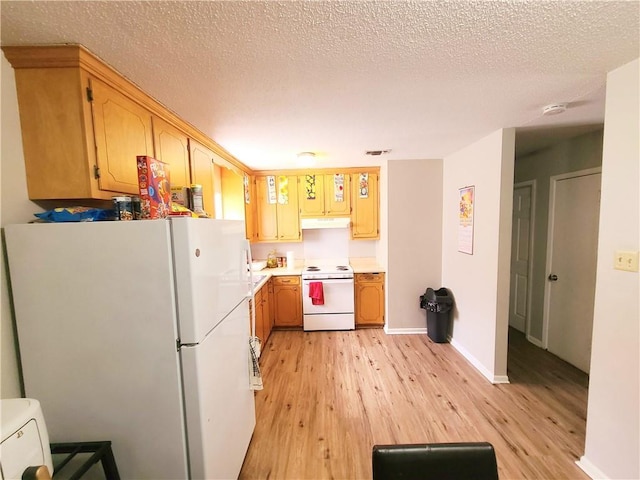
170;185;189;208
136;156;170;219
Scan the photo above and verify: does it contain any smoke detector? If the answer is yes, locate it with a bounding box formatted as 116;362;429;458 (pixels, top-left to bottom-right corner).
542;103;568;116
365;149;391;156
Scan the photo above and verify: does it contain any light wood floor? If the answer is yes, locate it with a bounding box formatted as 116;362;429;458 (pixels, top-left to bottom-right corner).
239;328;589;479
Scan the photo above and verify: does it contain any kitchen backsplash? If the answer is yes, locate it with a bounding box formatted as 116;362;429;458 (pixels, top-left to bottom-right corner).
251;228;377;262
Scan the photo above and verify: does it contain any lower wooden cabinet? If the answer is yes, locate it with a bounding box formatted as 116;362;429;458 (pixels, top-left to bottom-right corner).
251;279;273;345
355;272;385;327
272;276;303;328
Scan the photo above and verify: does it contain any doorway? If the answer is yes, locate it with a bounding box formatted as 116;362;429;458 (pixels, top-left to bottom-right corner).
509;181;535;337
543;168;601;373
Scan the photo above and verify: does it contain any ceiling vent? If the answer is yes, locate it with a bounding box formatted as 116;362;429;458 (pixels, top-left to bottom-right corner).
365;149;391;156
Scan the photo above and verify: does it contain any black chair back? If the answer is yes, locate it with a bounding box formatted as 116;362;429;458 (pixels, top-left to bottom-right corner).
372;442;499;480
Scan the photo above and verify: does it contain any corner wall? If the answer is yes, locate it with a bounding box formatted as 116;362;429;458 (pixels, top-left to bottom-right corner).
441;129;515;382
386;159;442;331
579;58;639;480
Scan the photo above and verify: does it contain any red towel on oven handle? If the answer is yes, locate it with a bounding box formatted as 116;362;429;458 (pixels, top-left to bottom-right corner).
309;281;324;305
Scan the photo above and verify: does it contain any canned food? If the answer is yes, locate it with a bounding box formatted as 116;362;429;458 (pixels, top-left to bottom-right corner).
112;196;133;221
131;196;142;220
190;184;204;214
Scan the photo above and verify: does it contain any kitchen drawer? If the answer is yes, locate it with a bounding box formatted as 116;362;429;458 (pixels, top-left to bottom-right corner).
356;272;384;283
272;276;300;286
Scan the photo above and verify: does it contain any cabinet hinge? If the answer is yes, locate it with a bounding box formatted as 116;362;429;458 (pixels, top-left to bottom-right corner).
94;165;101;179
86;87;93;102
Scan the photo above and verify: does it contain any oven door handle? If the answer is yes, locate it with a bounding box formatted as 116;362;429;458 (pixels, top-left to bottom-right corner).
303;278;354;284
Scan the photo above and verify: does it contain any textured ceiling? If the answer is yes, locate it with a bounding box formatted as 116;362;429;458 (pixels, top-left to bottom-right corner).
1;1;638;169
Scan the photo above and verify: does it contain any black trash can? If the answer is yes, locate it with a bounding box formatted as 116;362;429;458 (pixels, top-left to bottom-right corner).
419;287;453;343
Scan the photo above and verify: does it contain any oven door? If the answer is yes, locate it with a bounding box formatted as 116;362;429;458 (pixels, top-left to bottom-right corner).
302;278;354;314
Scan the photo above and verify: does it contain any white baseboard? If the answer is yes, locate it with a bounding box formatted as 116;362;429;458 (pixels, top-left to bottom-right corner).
449;338;510;384
576;456;608;479
384;326;428;335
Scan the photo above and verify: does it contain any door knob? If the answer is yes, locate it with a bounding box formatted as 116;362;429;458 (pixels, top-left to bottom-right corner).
548;274;558;281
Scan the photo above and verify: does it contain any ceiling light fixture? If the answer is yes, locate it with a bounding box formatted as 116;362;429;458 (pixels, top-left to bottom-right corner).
542;103;568;116
297;151;316;160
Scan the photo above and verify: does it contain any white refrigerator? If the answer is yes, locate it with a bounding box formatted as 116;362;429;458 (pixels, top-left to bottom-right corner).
4;217;256;479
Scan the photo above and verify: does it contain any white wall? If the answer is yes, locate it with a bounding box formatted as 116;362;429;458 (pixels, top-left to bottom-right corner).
386;159;442;331
250;230;378;264
1;53;44;398
579;58;639;480
441;129;515;383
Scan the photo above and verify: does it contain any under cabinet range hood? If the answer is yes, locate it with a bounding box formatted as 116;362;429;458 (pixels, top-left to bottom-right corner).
300;217;351;229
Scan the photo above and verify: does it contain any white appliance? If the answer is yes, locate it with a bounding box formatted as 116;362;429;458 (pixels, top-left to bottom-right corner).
4;218;256;480
301;259;355;331
0;398;53;479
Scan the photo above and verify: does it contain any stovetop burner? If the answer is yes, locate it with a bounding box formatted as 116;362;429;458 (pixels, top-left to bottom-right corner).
302;262;354;279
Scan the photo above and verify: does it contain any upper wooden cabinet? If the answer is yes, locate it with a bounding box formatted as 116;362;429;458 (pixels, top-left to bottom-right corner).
91;77;155;195
351;173;379;239
244;175;258;242
188;138;216;218
153;116;190;190
3;44;248;202
255;175;301;242
298;174;351;217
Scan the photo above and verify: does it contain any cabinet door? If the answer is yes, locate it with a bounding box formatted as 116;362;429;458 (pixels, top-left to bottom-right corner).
90;77;154;195
244;175;257;241
299;175;325;217
276;176;301;241
153;117;190;190
351;173;379;239
256;176;278;241
324;173;351;216
254;288;265;342
189;139;216;218
273;277;302;328
355;273;385;327
267;279;275;333
262;282;272;343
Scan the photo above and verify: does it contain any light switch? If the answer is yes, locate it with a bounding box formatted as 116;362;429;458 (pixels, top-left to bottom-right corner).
614;250;639;272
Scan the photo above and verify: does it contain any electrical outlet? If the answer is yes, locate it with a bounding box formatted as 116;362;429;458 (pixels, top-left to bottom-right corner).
614;250;639;272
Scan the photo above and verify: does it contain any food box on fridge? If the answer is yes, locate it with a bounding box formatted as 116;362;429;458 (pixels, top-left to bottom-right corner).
170;186;189;208
137;155;170;219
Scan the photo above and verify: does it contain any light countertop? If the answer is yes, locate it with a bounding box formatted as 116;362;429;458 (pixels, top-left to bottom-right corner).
349;257;386;274
251;257;385;293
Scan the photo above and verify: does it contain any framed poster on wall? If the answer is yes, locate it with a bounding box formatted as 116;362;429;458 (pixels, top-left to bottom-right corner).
458;186;475;254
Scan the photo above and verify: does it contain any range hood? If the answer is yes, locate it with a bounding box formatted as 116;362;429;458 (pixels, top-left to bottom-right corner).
300;217;351;230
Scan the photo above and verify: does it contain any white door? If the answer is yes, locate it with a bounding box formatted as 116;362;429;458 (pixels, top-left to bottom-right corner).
545;170;601;373
509;183;534;333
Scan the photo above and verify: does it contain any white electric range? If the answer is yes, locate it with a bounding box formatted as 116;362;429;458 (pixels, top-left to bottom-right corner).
301;260;355;331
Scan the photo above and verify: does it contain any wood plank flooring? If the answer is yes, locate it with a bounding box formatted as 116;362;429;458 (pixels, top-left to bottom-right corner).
239;328;589;479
